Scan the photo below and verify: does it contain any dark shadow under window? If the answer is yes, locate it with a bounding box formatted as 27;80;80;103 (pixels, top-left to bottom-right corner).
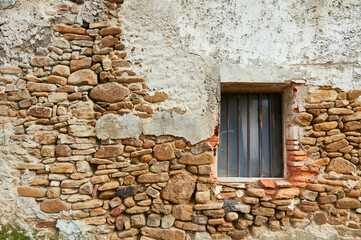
218;93;283;178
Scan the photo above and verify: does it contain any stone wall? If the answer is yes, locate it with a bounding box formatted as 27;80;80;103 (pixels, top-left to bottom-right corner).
1;0;361;240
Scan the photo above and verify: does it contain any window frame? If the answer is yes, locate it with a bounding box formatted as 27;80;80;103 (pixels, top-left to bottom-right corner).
214;83;290;182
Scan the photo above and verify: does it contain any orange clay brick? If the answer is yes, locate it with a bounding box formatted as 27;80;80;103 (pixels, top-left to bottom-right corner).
286;140;299;145
288;166;309;172
206;135;219;142
288;151;307;156
265;191;275;196
309;167;319;173
259;179;276;189
288;177;309;182
288;156;309;161
293;172;317;177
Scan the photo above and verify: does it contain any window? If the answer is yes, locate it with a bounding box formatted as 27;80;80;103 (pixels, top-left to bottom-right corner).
218;92;283;178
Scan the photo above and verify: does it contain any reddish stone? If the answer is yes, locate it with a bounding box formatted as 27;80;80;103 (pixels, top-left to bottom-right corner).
100;27;122;36
154;143;175;161
55;145;72;157
94;145;124;158
40;199;69;213
36;221;57;229
111;204;126;216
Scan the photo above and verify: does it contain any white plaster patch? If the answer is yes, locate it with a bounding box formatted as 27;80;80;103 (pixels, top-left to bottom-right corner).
96;112;215;145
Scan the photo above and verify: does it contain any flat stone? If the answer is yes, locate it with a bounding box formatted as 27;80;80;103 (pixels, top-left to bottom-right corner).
72;199;104;210
34;131;58;144
40;199;69;213
19;97;37;108
306;90;337;103
117;186;137;197
29;106;52;118
17;163;44;170
275;188;300;199
144;92;168;103
162;174;197;204
313;121;338;131
324;139;349;152
336;198;361;209
68;125;96;137
194;202;224;210
48;92;68;102
50;163;75;173
141;227;185;240
28;82;57;92
252;206;275;216
246;189;265;198
48;75;67;85
231;203;251;213
178;152;214;165
117;228;139;238
343;111;361;121
94;145;124;158
68;69;97;85
98;181;120;191
154;143;175;160
30;57;54;67
345;121;361;131
138;173;169;183
53;25;86;34
0;65;22;75
17;187;46;197
7;90;30;101
52;65;70;77
90;82;130;103
328;108;354;115
326;157;357;174
70;57;92;72
150;161;169;173
100;27;122;36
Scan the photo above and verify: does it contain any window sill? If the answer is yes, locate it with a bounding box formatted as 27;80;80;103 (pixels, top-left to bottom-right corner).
216;177;286;183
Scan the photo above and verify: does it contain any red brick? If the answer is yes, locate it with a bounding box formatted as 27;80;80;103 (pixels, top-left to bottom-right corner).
288;151;307;156
286;140;299;145
259;179;276;189
289;167;309;172
293;172;316;177
288;177;309;182
309;167;319;173
288;156;308;161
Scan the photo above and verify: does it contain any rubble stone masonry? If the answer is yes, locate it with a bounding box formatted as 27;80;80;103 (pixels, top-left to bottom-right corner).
1;0;361;239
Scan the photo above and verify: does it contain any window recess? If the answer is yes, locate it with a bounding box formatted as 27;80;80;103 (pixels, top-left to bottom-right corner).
218;92;283;178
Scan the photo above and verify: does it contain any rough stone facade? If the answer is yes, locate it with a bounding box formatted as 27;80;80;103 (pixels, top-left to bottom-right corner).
1;0;361;240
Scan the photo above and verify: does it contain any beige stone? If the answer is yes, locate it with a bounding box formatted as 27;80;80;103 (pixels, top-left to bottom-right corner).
162;174;197;204
40;199;69;213
52;65;70;77
50;163;75;174
68;69;97;85
326;157;357;174
313;121;338;131
72;199;103;210
178;152;214;165
90;82;130;103
70;57;92;72
17;187;46;198
293;112;313;126
306;90;337;103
